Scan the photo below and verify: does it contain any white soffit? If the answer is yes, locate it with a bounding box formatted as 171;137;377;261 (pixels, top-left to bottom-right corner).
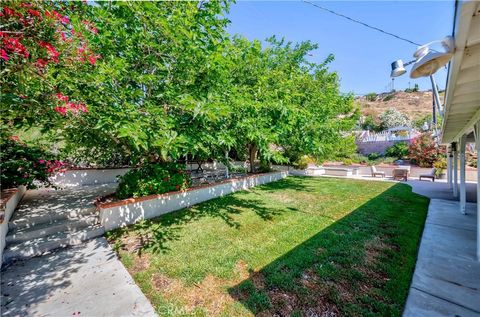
441;1;480;144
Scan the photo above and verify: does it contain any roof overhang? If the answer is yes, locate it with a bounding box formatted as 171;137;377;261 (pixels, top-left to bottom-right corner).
440;1;480;144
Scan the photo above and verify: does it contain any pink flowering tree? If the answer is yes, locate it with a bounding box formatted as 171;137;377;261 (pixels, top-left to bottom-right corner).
0;1;99;134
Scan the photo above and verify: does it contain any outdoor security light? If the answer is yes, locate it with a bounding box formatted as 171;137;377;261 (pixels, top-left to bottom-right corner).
390;60;407;77
410;50;453;78
389;36;455;141
410;36;454;78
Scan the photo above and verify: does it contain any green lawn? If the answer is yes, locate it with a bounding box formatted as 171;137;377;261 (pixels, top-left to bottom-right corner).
106;176;429;317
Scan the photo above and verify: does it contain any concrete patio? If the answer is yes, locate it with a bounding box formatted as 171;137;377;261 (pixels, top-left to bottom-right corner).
403;199;480;317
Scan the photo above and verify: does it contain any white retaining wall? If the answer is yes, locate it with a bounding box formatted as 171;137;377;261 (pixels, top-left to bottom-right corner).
98;171;287;231
1;185;26;266
50;162;231;187
50;168;131;187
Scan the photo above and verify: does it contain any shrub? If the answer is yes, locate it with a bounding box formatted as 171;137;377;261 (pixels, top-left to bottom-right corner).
367;152;381;161
382;94;394;102
361;115;382;132
294;155;317;170
365;93;377;102
469;158;477;168
0;137;65;189
350;154;369;164
385;142;409;159
379;108;411;129
405;84;419;93
258;161;272;173
433;159;447;177
342;158;353;166
382;157;397;164
116;163;191;199
409;133;445;167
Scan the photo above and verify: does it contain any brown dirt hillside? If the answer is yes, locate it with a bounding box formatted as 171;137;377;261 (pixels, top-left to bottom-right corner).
356;91;443;121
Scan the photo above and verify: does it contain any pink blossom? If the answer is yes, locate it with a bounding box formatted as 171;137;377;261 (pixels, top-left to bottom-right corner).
87;54;98;65
0;49;8;61
56;92;69;102
54;106;67;116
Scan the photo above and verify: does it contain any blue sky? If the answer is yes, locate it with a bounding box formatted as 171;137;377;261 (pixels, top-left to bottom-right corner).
226;1;454;95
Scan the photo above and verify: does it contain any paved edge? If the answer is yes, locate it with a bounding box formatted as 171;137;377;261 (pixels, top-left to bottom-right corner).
1;237;157;317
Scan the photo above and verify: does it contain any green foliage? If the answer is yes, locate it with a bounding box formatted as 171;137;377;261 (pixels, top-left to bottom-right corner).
342;158;353;166
404;84;419;93
413;113;443;131
294;155;317;169
433;158;447;177
385;141;409;159
2;1;359;172
0;137;63;189
361;115;382;132
382;156;397;164
349;153;369;164
469;158;477;168
258;161;273;173
382;94;394;102
116;163;191;199
365;93;377;102
367;152;381;161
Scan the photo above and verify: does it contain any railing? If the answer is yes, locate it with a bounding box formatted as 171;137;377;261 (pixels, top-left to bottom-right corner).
356;130;419;143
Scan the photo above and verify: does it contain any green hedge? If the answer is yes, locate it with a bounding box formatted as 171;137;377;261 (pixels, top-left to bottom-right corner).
116;163;191;199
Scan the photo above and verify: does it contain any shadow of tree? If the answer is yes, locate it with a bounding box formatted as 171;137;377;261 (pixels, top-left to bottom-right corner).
1;238;115;316
107;180;304;254
227;183;429;317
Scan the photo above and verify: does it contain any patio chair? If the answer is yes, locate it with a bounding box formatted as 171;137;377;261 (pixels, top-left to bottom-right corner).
370;165;385;178
419;168;436;182
393;167;409;181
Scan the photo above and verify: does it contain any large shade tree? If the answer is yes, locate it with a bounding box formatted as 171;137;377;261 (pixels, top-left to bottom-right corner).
2;0;357;171
61;0;233;166
225;36;357;171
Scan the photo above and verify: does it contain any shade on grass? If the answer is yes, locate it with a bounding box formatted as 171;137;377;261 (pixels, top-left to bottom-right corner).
106;176;429;317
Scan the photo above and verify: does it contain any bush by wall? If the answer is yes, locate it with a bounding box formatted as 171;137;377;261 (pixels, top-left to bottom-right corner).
385;141;409;159
294;155;317;170
367;152;381;161
409;133;445;167
0;137;65;190
116;163;191;199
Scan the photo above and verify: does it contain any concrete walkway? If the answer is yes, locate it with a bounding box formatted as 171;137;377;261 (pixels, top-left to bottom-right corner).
403;199;480;316
1;186;157;317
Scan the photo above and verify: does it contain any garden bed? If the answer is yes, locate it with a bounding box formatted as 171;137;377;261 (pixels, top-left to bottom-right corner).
107;176;429;316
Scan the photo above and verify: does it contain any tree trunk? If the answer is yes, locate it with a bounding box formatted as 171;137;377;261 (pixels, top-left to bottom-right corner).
248;144;257;173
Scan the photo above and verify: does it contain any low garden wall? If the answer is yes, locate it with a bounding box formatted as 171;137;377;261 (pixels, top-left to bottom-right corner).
50;162;231;187
50;168;131;187
97;171;288;231
356;140;411;155
0;185;26;266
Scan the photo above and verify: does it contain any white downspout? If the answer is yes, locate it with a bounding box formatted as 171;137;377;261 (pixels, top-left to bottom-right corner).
453;142;459;198
476;123;480;261
459;134;467;214
447;145;453;189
